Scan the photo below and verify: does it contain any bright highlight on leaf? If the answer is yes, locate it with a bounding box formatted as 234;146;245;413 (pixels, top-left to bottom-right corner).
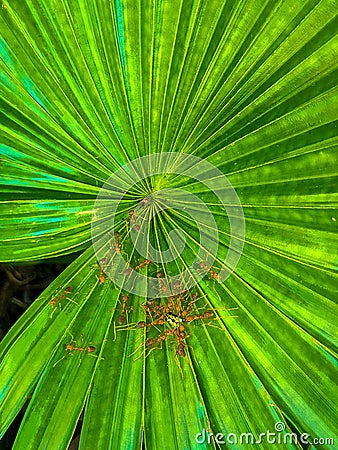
0;0;337;449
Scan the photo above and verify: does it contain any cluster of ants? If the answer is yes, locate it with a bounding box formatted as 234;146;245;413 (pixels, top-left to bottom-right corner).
115;284;218;359
136;291;215;358
49;208;225;363
49;271;221;363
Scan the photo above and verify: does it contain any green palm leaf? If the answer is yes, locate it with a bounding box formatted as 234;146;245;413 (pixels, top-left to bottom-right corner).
0;1;337;449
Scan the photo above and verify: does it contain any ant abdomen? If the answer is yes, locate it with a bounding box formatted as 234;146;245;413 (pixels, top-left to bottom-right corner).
176;343;185;357
146;338;156;347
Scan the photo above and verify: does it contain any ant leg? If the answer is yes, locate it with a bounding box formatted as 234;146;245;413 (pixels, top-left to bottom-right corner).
65;294;78;306
64;327;76;346
87;353;103;362
52;355;66;368
128;338;146;361
113;321;117;341
49;303;60;319
53;341;75;367
174;353;184;379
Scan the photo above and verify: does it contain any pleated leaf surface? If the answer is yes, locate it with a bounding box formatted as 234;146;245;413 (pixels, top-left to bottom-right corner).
0;1;337;449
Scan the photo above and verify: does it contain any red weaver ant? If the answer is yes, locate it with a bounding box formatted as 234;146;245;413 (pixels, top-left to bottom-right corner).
145;321;188;357
134;259;151;271
128;210;140;232
49;286;72;309
124;258;152;276
114;231;121;254
118;294;129;324
65;343;96;353
145;327;177;347
184;311;214;322
49;286;77;316
139;196;152;208
53;334;99;367
156;271;170;296
97;258;107;284
199;261;220;280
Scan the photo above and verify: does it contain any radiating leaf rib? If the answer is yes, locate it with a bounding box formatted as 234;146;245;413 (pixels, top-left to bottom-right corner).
70;1;136;160
12;281;116;450
0;200;95;261
201;278;338;441
179;0;337;153
236;246;337;350
171;0;272;151
188;324;302;450
0;246;104;438
80;298;145;449
1;7;127;168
